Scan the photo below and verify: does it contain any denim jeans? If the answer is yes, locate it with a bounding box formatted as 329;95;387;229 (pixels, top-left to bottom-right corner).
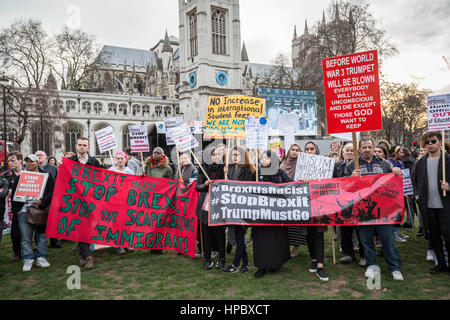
17;212;48;260
358;224;401;272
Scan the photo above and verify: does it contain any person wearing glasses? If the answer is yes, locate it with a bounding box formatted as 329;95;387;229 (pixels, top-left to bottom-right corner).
413;131;450;275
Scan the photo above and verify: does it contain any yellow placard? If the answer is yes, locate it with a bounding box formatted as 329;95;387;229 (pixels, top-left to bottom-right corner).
204;96;266;139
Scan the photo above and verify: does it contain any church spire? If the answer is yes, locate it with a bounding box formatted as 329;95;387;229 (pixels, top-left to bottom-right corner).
162;30;173;53
293;25;297;40
304;19;309;35
241;41;249;62
322;10;326;25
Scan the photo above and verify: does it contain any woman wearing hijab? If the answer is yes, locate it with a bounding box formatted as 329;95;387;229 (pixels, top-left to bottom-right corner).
281;143;307;257
195;146;226;270
303;141;329;281
253;150;291;278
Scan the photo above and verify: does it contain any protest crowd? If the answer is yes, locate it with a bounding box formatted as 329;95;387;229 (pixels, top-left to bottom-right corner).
1;130;449;283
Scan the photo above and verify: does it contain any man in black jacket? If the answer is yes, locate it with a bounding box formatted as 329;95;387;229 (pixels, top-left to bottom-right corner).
2;151;24;260
69;137;101;270
412;131;450;275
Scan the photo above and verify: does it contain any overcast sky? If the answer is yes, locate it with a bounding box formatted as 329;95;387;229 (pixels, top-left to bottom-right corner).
1;0;449;94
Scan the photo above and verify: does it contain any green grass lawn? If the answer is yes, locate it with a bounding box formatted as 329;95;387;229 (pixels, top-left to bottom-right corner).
0;226;448;300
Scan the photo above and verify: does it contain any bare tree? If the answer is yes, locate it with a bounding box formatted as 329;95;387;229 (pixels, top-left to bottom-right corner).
52;27;100;91
376;81;430;146
0;18;65;150
287;0;398;135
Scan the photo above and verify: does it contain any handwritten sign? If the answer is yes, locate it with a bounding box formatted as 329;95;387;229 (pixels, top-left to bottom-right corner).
204;96;266;139
294;153;335;180
245;117;268;150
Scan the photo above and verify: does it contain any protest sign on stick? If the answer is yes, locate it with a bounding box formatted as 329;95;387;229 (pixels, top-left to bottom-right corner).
164;117;183;146
322;50;382;135
129;125;150;173
427;93;450;196
204;96;266;139
294;153;335;181
95;126;117;165
13;171;49;202
269;138;283;159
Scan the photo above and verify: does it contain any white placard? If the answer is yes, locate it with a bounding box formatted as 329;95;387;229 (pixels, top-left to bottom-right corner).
427;94;450;130
167;125;199;152
402;169;414;196
245;117;268;150
294;153;335;180
94;126;117;153
128;125;150;153
164;117;183;145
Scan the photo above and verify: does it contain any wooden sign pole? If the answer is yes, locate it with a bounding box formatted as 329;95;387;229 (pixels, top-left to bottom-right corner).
108;150;115;168
255;149;259;182
352;132;359;171
331;228;337;265
140;152;145;174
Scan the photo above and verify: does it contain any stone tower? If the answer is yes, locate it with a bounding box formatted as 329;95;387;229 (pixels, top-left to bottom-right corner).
178;0;243;122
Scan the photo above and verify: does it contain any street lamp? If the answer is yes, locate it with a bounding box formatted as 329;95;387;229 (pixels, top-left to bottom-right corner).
87;119;91;153
0;73;9;170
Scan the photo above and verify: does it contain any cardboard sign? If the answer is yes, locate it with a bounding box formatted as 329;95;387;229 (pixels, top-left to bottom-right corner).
208;173;404;226
269;138;283;158
245;117;268;150
164;117;183;146
46;158;199;257
323;50;382;134
427;94;450;130
402;169;414;196
204;96;266;139
168;125;199;153
294;153;335;181
95;126;117;153
13;171;49;202
128;125;150;153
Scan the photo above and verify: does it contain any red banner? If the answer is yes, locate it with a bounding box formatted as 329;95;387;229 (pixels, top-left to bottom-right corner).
208;173;404;226
323;50;382;134
45;158;199;257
